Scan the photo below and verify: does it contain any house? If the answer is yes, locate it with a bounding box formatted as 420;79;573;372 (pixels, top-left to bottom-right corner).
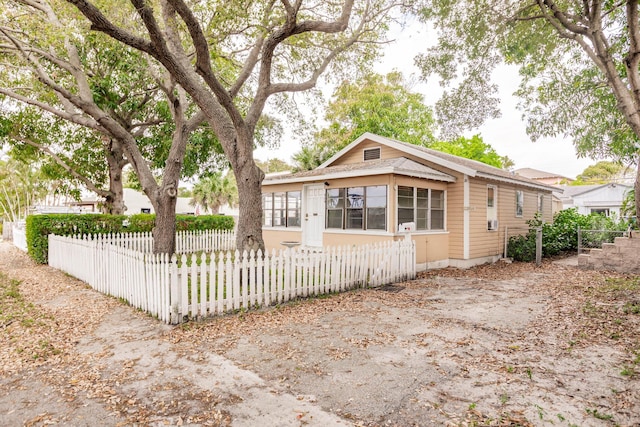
514;167;574;186
261;133;557;270
556;183;632;218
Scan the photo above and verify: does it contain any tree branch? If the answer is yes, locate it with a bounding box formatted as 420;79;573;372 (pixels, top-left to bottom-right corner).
16;136;111;198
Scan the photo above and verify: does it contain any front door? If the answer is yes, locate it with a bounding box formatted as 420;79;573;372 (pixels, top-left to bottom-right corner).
303;184;325;247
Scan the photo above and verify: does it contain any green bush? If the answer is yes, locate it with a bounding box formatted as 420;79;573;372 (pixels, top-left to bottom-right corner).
26;213;234;264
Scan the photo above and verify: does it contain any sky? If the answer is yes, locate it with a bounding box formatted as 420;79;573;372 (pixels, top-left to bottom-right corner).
254;20;596;180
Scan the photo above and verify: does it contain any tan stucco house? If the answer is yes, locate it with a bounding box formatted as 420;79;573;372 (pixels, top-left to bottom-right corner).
261;133;556;271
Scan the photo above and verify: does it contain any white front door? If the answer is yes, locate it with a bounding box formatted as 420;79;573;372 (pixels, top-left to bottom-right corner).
303;184;325;247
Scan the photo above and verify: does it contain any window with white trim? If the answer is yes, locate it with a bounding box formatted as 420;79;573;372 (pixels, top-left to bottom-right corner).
326;186;387;230
262;191;301;227
537;193;544;213
487;185;498;230
397;186;445;231
515;190;523;217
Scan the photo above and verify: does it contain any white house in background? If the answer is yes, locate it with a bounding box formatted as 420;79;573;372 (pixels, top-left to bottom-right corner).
122;188;239;218
556;183;632;217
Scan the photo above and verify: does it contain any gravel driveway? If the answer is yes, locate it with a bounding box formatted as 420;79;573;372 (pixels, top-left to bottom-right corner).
1;241;639;426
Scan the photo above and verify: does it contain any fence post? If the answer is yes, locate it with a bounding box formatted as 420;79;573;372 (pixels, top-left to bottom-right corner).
536;227;542;266
577;226;582;255
504;225;508;258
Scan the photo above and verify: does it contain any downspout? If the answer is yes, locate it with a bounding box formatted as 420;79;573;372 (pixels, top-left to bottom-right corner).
463;174;470;260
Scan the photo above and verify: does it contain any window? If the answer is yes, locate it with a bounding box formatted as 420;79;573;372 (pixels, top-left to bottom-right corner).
591;208;610;216
366;186;387;230
515;190;523;217
487;185;498;230
273;192;286;226
326;188;344;229
262;191;301;227
537;193;544;213
397;186;445;231
287;191;301;226
346;187;364;229
326;186;387;230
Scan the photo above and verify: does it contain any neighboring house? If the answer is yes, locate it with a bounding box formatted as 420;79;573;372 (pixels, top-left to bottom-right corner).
261;133;557;271
556;183;632;218
515;167;574;186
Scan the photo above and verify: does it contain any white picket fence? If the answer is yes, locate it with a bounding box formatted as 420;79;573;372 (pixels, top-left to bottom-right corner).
94;229;236;253
12;222;27;252
48;233;416;324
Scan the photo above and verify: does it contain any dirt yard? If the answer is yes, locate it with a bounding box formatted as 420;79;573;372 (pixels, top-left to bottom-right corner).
1;241;639;426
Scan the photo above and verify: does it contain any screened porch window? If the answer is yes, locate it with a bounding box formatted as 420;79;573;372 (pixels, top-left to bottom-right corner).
397;186;445;231
326;186;387;230
262;191;301;227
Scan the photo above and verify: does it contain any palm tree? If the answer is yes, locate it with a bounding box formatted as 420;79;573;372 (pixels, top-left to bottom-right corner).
292;145;333;172
190;172;238;214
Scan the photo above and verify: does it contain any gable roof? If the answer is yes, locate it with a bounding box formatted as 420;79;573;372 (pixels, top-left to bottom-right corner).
557;183;632;199
514;168;573;181
263;156;456;185
319;133;558;192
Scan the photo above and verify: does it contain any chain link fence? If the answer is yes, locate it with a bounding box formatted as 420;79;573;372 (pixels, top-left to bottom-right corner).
577;227;628;254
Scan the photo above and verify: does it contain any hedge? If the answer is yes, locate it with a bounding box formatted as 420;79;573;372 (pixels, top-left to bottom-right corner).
26;213;235;264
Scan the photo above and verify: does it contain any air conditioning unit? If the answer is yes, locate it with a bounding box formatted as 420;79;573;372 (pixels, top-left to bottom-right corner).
488;219;499;231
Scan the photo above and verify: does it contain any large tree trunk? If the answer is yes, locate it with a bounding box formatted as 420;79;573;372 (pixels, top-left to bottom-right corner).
153;188;178;254
234;159;265;253
101;138;127;214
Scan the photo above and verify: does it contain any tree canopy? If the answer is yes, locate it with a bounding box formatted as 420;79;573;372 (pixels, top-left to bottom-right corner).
417;0;640;215
293;71;511;170
55;0;408;252
432;135;510;169
573;161;624;185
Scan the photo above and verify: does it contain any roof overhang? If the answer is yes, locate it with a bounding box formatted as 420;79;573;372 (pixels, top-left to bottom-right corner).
476;172;559;192
263;165;456;186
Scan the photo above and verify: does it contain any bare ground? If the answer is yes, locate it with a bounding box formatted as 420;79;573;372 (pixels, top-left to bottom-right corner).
1;241;639;426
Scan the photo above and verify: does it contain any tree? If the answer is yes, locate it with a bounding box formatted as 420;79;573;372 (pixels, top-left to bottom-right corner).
292;145;334;171
255;158;292;174
621;189;636;219
1;1;228;252
0;158;49;221
190;172;238;215
417;0;640;219
1;108;120;210
293;71;509;170
62;0;408;253
432;135;509;169
302;71;437;166
573;161;624;185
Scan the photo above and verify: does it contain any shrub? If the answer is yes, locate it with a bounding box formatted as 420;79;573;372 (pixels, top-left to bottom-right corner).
507;209;630;262
26;213;234;264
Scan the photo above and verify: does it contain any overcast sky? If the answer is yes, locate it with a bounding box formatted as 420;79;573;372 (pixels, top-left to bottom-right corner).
255;19;597;180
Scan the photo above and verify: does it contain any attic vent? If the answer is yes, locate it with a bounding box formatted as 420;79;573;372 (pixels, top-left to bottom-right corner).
363;147;381;161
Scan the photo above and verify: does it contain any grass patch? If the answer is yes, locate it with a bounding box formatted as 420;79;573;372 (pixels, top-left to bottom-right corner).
0;272;60;363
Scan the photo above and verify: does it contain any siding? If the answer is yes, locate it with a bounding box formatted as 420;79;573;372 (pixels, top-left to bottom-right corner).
329;140;407;166
445;174;465;259
468;179;554;259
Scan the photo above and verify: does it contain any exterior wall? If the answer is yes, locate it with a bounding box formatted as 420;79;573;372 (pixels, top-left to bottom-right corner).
261;181;306;251
322;232;393;247
262;229;303;250
329;139;407;166
410;232;449;270
467;179;553;261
